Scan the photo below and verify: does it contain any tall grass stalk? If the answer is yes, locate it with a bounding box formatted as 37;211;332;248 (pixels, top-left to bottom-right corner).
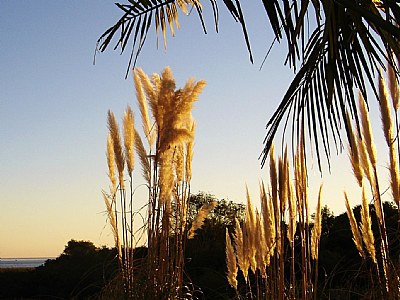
344;64;400;298
228;142;322;299
103;67;205;299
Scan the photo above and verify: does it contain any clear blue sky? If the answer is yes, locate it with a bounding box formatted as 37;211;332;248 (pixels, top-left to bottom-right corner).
0;1;391;258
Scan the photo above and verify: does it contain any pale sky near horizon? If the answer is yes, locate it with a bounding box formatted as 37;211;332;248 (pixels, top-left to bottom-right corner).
0;1;394;258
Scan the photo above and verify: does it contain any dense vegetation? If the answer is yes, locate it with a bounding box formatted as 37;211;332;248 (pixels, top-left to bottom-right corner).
2;195;399;299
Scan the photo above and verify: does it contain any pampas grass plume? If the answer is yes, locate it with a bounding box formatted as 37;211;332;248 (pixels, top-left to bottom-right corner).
108;110;125;189
185;122;195;182
359;91;377;168
245;186;257;273
388;55;399;111
233;218;246;278
344;192;365;259
346;111;363;187
187;201;218;239
106;134;117;193
226;229;238;289
379;69;394;146
260;181;274;265
360;187;377;263
311;185;323;260
134;129;151;185
133;68;155;150
123;106;135;175
255;210;267;275
287;181;296;244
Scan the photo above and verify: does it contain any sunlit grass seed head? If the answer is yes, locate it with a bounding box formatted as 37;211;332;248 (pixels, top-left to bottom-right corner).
225;229;238;290
344;192;365;259
360;186;377;264
357;132;374;187
134;129;151;185
174;144;185;184
185;121;195;182
259;181;275;261
311;185;323;260
346;111;363;187
133;69;155;151
358;91;377;168
388;54;399;111
107;110;125;189
233;217;246;279
245;186;257;273
255;210;267;275
379;69;394;146
187;200;217;239
123;105;135;175
287;181;296;244
106;133;117;193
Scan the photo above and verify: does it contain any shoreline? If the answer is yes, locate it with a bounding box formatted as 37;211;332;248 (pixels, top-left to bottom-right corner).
0;267;35;272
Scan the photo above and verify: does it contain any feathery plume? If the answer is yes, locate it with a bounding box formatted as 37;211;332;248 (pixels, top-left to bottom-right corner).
344;192;365;258
245;187;257;273
389;145;400;205
378;69;400;204
269;144;278;212
233;218;247;279
357;133;374;187
134;129;151;185
187;201;218;239
278;149;288;214
123;106;135;175
174;144;184;185
133;68;155;150
103;192;120;250
379;69;394;146
269;145;281;254
185;122;195;182
226;229;238;289
359;91;377;168
287;180;296;244
158;149;174;205
108;110;125;189
388;55;399;111
241;222;251;281
360;187;377;263
106;134;117;193
260;181;274;266
255;210;267;276
311;185;323;260
346;111;363;187
136;69;160;129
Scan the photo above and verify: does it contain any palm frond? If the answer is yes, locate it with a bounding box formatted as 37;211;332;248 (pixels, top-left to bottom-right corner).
96;0;253;77
98;0;400;169
261;0;400;168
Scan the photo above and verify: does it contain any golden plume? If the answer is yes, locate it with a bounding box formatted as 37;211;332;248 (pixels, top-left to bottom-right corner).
106;134;117;193
360;187;376;263
344;192;365;259
187;201;218;239
123;105;135;175
346;111;363;187
108;110;125;189
225;229;238;289
359;91;377;168
311;184;323;260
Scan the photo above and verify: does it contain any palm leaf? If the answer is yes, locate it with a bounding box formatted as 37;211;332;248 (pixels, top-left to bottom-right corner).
98;0;400;169
96;0;253;76
260;0;400;168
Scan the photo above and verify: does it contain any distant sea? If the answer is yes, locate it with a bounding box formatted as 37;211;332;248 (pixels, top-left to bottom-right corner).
0;258;53;269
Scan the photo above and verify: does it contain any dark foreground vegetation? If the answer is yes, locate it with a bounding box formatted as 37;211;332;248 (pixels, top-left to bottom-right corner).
1;194;399;299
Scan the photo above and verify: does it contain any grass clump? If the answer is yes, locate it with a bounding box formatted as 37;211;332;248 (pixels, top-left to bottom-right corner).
103;67;206;299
